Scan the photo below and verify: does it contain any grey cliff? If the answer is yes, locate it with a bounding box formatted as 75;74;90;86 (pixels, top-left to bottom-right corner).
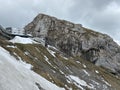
25;14;120;74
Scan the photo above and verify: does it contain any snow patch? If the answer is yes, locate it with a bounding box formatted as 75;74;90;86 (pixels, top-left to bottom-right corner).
65;66;73;74
24;51;30;55
47;74;53;80
10;36;37;44
91;80;99;86
95;70;99;74
83;64;87;68
52;70;56;73
59;70;65;75
44;55;52;66
65;85;72;90
47;48;56;57
67;75;93;90
63;56;68;60
35;47;41;52
102;78;111;87
69;75;88;86
33;37;45;46
76;61;81;64
48;45;58;51
7;45;17;48
83;70;90;76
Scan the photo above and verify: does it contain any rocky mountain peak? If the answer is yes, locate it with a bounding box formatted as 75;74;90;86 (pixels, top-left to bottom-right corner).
25;14;120;75
1;13;120;90
25;13;83;37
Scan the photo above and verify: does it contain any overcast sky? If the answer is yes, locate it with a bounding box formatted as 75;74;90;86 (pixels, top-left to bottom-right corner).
0;0;120;43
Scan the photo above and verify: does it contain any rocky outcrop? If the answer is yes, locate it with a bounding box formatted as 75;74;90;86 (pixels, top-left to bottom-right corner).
0;25;13;39
25;14;120;74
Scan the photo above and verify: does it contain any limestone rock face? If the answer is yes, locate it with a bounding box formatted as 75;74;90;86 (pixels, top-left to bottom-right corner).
25;14;120;74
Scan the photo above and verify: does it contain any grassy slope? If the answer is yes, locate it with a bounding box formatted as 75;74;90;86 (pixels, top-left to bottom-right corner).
1;39;120;90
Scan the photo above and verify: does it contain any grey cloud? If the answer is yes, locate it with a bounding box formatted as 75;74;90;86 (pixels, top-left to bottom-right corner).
91;0;113;10
0;0;41;27
0;0;73;27
67;0;120;40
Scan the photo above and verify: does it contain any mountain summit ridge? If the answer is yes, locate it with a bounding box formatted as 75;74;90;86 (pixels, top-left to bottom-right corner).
0;14;120;90
25;13;120;75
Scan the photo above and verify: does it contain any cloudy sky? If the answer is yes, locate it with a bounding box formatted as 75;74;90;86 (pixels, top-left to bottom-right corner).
0;0;120;43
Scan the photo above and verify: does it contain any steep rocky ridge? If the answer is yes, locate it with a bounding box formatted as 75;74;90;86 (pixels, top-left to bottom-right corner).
1;14;120;90
25;14;120;75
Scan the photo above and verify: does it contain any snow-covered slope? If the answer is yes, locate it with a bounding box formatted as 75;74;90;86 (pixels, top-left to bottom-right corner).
0;46;64;90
